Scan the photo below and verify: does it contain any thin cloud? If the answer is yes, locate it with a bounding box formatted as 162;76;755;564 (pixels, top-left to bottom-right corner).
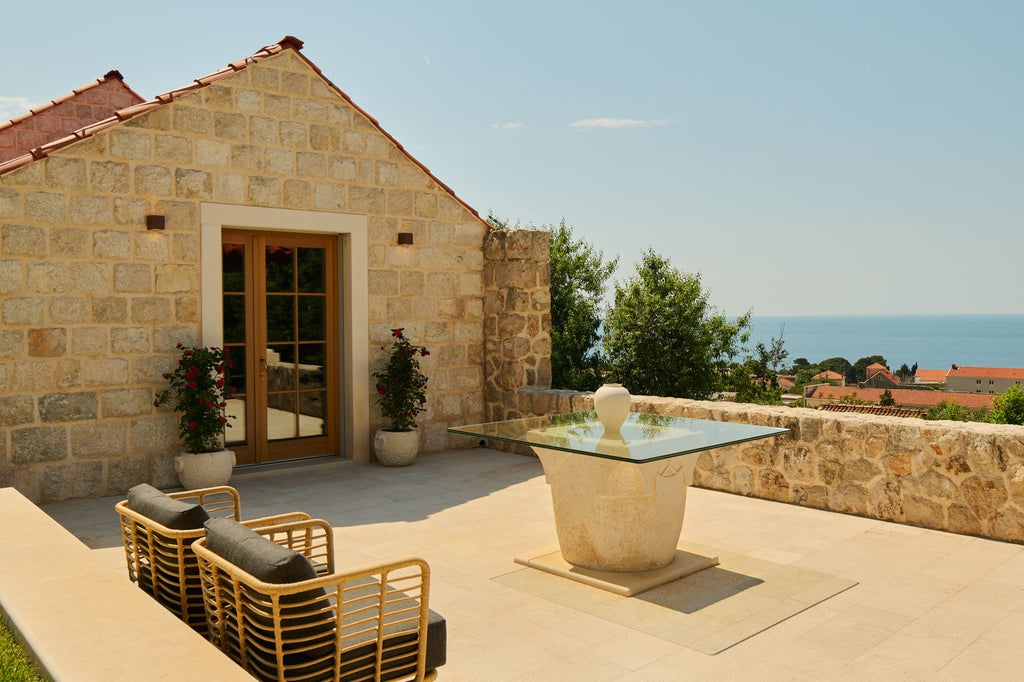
569;117;669;129
490;122;524;130
0;96;36;122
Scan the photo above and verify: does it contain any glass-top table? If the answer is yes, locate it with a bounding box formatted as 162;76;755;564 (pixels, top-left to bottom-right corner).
449;411;788;464
450;411;788;595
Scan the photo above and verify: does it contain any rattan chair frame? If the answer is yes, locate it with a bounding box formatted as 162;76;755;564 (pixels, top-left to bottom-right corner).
193;518;437;682
116;485;308;635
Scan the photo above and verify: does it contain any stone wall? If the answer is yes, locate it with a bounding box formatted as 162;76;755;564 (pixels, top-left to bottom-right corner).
0;47;488;502
481;230;551;422
512;388;1024;544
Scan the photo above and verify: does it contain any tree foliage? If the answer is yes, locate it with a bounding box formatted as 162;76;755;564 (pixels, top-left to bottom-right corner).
927;400;990;422
989;383;1024;425
603;250;749;399
548;220;618;391
731;334;789;405
817;356;853;377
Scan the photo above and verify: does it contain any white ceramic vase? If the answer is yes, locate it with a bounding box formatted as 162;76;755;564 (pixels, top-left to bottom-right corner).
594;383;631;433
174;449;235;490
373;429;420;467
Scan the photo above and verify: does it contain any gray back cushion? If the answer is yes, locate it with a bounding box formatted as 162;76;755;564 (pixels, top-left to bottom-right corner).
127;483;210;530
203;517;320;583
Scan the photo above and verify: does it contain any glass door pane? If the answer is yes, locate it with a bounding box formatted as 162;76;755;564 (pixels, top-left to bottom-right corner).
222;241;248;450
263;244;328;443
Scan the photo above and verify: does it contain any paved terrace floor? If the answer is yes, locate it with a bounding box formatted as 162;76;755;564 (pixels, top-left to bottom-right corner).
43;448;1024;681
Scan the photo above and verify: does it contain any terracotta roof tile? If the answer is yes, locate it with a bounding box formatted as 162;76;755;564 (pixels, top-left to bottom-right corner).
914;369;948;383
807;385;994;409
818;403;927;419
0;70;145;163
0;36;484;223
946;366;1024;380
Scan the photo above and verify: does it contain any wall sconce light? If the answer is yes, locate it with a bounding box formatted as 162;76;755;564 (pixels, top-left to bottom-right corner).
146;215;166;231
397;232;414;245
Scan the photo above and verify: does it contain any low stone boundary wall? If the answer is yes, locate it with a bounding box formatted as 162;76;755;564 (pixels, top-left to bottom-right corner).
509;388;1024;544
0;487;251;681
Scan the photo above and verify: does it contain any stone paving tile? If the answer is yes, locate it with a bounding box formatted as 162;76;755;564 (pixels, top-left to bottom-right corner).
39;447;1024;681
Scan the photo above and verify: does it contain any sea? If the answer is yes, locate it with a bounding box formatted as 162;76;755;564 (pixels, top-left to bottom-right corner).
745;315;1024;371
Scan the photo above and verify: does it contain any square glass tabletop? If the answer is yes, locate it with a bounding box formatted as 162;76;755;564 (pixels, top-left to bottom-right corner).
448;412;788;464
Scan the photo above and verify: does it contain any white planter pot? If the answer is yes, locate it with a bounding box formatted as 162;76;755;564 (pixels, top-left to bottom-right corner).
594;383;631;433
373;429;420;467
175;449;235;490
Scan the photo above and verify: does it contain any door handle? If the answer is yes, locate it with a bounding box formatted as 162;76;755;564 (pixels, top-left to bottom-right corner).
259;355;267;380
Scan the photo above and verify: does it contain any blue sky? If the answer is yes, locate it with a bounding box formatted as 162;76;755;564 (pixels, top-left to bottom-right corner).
3;1;1021;316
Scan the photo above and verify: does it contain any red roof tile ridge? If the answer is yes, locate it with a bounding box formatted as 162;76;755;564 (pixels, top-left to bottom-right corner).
0;36;485;224
0;69;143;131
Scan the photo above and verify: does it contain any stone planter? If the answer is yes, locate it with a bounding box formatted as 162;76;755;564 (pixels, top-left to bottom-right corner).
373;429;420;467
175;449;235;490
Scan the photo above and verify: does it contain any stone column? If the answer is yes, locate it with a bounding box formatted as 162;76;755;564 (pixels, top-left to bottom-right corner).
482;229;551;420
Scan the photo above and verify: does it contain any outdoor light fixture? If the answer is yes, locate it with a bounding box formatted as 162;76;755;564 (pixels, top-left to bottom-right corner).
146;215;166;231
397;232;414;245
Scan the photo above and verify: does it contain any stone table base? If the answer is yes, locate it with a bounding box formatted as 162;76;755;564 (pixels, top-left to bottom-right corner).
514;546;719;597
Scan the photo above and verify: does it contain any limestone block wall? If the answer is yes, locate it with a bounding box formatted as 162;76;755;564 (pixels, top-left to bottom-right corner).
0;48;488;502
511;388;1024;544
482;230;551;422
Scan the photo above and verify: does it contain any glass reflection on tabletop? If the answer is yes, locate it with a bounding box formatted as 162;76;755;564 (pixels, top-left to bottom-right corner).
449;412;788;464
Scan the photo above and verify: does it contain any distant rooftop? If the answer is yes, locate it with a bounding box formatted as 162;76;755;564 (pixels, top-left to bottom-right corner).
0;70;143;164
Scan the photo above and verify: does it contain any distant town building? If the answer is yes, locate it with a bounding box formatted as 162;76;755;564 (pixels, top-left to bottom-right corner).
811;370;845;386
804;385;994;411
777;374;797;391
913;369;948;386
860;362;901;389
944;365;1024;395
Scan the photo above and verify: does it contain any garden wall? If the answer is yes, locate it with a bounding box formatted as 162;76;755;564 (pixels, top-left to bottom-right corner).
508;388;1024;544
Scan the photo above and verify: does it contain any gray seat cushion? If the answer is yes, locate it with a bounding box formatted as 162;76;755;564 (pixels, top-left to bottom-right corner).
127;483;210;530
203;518;445;678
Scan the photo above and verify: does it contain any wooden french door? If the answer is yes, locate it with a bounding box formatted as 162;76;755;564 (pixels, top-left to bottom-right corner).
221;230;340;464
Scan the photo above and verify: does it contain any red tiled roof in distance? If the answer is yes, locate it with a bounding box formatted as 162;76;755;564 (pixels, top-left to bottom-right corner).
0;36;486;226
914;369;948;383
812;370;844;381
864;363;900;383
0;71;144;164
808;385;994;409
946;366;1024;380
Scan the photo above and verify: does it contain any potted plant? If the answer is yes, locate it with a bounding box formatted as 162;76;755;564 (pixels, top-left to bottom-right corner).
372;328;429;466
155;342;236;488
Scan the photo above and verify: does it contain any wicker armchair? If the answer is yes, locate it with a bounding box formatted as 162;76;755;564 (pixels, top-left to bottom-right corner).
116;484;308;635
193;517;444;682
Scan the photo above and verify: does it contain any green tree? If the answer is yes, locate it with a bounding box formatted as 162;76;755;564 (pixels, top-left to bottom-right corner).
731;334;789;405
817;356;853;378
896;363;914;382
989;383;1024;425
927;400;989;422
879;389;896;406
548;220;618;390
603;250;749;399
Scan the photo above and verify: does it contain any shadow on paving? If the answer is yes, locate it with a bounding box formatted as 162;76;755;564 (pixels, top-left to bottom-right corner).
42;449;541;550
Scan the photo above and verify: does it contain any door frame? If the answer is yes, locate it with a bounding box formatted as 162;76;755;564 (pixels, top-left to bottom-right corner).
200;203;371;463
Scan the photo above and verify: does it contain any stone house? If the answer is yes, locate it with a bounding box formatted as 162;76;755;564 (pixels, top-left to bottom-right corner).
0;36;550;503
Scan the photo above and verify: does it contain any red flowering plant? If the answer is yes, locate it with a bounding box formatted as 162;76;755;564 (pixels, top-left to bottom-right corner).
154;343;236;453
373;328;429;431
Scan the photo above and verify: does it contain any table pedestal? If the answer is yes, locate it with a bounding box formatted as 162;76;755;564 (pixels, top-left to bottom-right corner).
517;446;718;595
